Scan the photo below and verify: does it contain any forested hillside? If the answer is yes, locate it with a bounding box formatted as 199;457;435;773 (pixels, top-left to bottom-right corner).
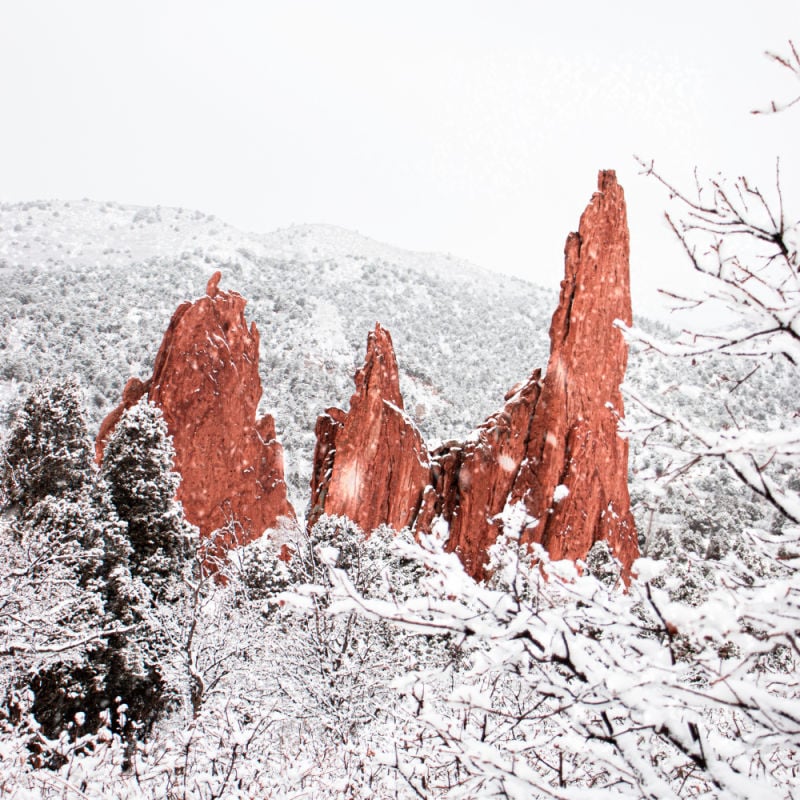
0;200;555;506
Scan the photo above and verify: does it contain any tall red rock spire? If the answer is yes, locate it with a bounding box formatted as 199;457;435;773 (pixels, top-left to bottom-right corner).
96;272;295;552
509;170;637;575
415;170;638;580
308;324;431;533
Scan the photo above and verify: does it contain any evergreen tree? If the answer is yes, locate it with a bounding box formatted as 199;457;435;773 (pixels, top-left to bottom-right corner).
0;391;197;762
29;473;174;761
0;377;92;512
100;399;196;600
0;380;113;762
0;486;126;762
98;399;197;750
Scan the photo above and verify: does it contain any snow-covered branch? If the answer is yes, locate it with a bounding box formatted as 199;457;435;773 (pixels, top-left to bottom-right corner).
327;535;800;798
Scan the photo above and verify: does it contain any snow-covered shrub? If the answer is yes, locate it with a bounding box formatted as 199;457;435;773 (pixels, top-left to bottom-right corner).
327;530;800;798
269;516;448;745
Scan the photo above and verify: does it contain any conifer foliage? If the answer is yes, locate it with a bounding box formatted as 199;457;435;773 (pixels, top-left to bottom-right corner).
96;399;197;747
0;377;92;511
0;384;197;764
100;399;196;600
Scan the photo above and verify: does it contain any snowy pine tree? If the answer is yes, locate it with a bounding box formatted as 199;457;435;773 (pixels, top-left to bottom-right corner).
5;487;109;757
94;400;198;752
0;393;198;762
0;382;125;760
0;377;92;512
100;399;196;601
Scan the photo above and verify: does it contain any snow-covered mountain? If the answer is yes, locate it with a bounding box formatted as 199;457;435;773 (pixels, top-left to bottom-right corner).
0;199;556;506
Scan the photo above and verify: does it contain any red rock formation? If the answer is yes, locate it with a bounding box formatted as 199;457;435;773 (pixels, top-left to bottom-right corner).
97;272;295;552
415;372;541;580
415;170;637;580
509;170;638;577
95;170;635;579
308;324;430;533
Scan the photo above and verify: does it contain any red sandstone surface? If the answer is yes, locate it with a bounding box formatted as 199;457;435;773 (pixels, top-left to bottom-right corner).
96;272;295;550
308;324;430;533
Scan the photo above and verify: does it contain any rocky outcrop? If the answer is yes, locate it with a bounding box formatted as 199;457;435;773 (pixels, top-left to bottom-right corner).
415;372;541;580
98;171;636;579
509;170;637;577
96;272;295;552
308;324;430;534
415;170;637;580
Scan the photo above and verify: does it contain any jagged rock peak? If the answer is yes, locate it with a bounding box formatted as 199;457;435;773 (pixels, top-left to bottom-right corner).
96;273;295;557
309;323;430;534
415;169;637;582
355;323;404;410
206;269;222;297
510;168;638;578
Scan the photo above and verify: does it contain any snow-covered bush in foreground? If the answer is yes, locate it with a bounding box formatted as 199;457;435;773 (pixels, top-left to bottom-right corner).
325;529;799;799
1;511;797;798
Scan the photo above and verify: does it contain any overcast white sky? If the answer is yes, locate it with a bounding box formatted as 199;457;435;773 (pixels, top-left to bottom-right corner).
1;2;797;321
